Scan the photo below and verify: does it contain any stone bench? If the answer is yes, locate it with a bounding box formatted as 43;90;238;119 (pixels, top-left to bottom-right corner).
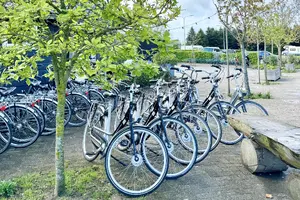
228;115;300;200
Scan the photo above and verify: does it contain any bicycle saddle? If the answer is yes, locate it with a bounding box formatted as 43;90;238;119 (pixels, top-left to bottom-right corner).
0;87;16;96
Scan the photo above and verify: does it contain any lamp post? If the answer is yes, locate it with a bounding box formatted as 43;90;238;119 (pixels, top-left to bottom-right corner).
181;15;193;50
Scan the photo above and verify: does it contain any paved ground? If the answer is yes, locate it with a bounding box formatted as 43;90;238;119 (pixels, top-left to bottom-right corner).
1;64;299;200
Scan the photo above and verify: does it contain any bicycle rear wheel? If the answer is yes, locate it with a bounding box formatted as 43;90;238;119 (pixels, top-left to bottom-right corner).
105;126;168;197
67;93;91;127
5;105;41;148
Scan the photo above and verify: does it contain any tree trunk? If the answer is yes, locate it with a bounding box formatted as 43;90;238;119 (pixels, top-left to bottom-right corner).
54;67;67;197
240;41;251;95
257;39;260;84
278;43;282;76
264;38;269;85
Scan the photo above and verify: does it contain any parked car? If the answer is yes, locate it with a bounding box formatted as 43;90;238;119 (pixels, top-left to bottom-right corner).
203;47;222;53
259;51;271;60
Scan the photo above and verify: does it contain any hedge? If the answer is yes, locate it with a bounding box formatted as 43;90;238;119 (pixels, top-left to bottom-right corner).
173;50;214;61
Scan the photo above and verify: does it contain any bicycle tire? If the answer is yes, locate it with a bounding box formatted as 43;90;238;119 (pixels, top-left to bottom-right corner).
67;93;91;127
184;104;222;152
170;111;212;163
5;104;41;148
235;100;268;116
105;126;168;197
0;112;12;154
147;117;198;179
208;101;243;145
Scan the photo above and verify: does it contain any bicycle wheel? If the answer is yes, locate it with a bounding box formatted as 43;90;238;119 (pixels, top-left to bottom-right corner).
86;89;105;102
235;100;268;116
5;104;41;148
148;117;198;179
36;98;71;135
67;93;91;127
171;111;212;163
184;104;222;152
105;126;168;197
82;102;106;162
31;105;46;134
0;112;12;154
208;101;243;145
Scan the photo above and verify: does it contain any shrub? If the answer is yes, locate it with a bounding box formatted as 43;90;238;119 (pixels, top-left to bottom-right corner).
264;56;278;70
248;52;258;66
173;50;214;61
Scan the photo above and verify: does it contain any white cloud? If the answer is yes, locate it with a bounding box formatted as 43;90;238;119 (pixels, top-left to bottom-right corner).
168;0;221;42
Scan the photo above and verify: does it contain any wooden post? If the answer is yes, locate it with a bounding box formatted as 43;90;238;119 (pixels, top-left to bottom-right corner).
241;139;288;173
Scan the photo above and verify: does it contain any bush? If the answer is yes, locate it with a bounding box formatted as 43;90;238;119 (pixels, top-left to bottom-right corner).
173;50;214;61
248;52;258;66
264;56;278;70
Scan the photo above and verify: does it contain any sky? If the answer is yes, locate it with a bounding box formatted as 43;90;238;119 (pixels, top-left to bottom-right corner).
167;0;221;43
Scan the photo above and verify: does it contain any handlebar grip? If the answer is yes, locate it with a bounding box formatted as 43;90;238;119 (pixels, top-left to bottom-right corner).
171;80;178;84
149;80;157;83
226;75;234;79
202;77;210;80
211;64;221;69
195;70;202;73
181;64;191;69
170;67;179;71
235;67;242;72
182;77;188;80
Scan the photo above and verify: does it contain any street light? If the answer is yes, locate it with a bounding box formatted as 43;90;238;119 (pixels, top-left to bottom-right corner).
180;15;193;50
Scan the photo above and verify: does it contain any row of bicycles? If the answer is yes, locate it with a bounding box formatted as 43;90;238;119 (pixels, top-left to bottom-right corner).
81;64;268;196
0;77;107;154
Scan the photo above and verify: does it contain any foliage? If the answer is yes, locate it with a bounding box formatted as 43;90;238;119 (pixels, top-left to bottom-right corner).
264;56;278;69
0;181;17;198
248;52;259;66
4;165;113;200
288;55;297;64
186;27;197;45
0;0;180;196
246;92;272;99
153;52;178;65
214;0;267;94
173;50;214;61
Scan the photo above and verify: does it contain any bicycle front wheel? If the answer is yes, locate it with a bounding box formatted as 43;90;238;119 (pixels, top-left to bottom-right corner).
0;112;12;154
208;101;243;145
235;100;268;116
105;126;168;197
148;117;198;179
171;111;212;163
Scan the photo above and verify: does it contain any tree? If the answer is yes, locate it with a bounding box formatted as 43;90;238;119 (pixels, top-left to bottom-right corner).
214;0;266;95
186;27;196;45
268;0;297;70
0;0;179;197
195;28;207;46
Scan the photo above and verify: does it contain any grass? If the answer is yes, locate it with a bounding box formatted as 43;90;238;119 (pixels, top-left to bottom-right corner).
283;69;297;73
246;92;272;99
0;165;114;200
